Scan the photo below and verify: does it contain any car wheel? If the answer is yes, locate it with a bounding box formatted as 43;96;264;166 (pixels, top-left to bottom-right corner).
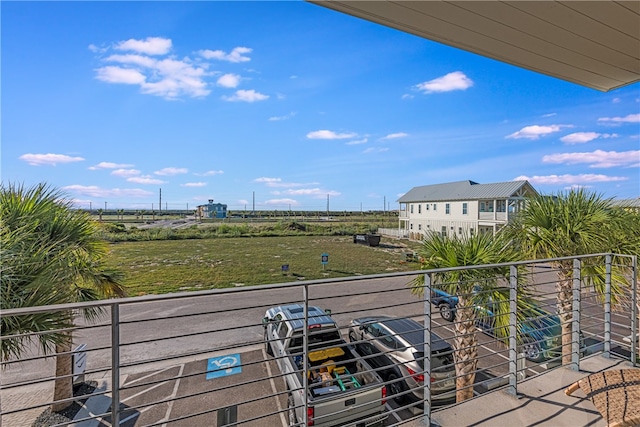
521;337;544;362
264;331;273;356
439;304;455;322
287;393;298;425
387;373;407;404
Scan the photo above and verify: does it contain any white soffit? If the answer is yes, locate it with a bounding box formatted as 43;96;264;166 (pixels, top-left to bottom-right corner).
308;1;640;92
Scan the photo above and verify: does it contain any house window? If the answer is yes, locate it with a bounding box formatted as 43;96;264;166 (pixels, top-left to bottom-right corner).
497;200;506;212
458;227;463;234
433;204;437;211
426;204;429;211
418;204;422;214
441;226;447;237
470;228;475;236
418;224;422;231
462;203;468;215
445;203;450;214
410;224;413;230
410;204;414;214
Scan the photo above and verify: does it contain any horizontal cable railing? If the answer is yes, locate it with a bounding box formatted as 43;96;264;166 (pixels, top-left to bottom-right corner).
1;253;637;427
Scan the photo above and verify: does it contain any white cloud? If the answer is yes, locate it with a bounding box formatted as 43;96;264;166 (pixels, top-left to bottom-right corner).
19;153;84;166
115;37;172;55
269;112;297;121
307;130;357;140
181;182;207;187
95;66;146;84
598;113;640;124
542;113;557;118
381;132;408;140
255;177;282;185
199;47;252;63
62;185;154;198
285;188;340;197
89;161;134;170
401;94;414;100
94;41;211;99
222;89;268;102
217;73;241;88
514;174;628;185
254;177;309;188
415;71;473;93
196;170;224;176
111;169;141;177
542;150;640;168
346;138;368;145
560;132;618;144
127;176;166;184
506;124;569;140
363;147;389;154
155;167;188;176
264;198;300;206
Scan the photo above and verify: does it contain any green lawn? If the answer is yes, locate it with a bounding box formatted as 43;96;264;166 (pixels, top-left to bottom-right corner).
105;235;421;296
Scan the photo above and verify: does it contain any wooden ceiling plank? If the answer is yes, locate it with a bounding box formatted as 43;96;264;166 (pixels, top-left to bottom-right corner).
400;1;637;79
511;1;639;58
560;1;640;38
451;1;638;73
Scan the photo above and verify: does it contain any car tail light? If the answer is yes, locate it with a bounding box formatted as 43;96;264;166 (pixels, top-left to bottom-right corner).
407;367;424;384
381;386;387;405
307;406;314;426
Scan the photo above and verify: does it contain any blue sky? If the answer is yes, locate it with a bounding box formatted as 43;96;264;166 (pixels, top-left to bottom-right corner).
2;1;639;212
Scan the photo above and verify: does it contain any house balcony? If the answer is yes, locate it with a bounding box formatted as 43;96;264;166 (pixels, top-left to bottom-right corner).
1;253;637;427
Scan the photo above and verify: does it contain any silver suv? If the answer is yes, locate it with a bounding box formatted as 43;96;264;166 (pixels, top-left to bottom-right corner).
348;316;456;404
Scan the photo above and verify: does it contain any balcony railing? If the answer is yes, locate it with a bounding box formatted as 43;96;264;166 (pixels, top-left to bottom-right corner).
1;253;637;427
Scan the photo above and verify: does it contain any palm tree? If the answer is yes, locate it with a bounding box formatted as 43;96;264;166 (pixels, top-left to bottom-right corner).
505;189;638;365
0;182;126;412
409;231;534;402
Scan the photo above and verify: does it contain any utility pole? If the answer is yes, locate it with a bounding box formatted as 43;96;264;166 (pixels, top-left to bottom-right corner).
252;192;255;215
326;194;329;216
104;201;107;211
159;188;162;212
90;201;92;211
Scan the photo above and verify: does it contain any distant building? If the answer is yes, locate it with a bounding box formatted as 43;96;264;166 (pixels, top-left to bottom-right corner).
197;199;227;219
397;180;537;240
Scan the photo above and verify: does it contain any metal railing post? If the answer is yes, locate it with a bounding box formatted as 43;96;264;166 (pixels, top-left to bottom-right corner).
111;302;120;426
571;259;581;371
508;265;518;396
303;284;309;427
604;254;612;358
632;256;638;367
423;273;432;425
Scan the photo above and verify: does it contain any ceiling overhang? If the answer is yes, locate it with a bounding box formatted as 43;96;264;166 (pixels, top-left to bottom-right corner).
308;1;640;92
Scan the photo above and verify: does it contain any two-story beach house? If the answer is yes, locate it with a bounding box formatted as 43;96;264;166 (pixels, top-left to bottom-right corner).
398;180;537;240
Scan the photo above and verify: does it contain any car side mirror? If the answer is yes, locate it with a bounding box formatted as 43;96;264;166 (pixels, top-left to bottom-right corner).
262;317;270;325
359;324;365;331
324;309;332;315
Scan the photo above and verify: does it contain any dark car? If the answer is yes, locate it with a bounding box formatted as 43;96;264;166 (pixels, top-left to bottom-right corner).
348;316;456;404
431;287;585;362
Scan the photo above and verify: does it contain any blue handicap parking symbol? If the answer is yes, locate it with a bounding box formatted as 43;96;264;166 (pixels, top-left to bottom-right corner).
206;354;242;380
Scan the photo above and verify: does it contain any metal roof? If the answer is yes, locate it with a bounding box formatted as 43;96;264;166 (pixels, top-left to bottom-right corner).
397;180;537;203
308;1;640;92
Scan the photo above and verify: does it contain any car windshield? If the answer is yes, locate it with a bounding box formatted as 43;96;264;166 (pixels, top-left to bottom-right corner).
414;350;454;371
521;309;559;331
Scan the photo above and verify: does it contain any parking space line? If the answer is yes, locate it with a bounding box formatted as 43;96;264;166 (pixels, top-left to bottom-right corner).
160;363;184;427
263;347;287;426
123;366;177;387
121;379;172;403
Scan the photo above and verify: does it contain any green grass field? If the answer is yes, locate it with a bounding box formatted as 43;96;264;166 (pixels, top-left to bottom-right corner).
105;235;422;296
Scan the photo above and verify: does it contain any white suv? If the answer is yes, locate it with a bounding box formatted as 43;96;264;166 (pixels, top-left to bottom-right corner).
348;316;456;404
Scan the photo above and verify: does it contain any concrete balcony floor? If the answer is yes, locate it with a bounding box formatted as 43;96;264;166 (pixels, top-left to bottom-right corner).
406;355;637;427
